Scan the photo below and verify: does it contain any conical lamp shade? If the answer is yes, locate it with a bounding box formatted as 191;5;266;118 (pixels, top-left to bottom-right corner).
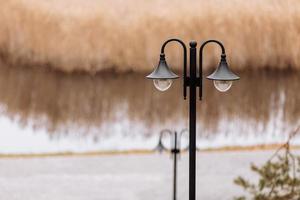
206;55;239;81
146;54;179;79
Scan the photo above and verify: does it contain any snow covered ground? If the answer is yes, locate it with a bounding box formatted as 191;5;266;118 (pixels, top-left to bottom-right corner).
0;150;291;200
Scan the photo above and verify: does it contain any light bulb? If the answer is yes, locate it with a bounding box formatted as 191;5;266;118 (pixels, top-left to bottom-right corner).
153;79;173;91
213;80;232;92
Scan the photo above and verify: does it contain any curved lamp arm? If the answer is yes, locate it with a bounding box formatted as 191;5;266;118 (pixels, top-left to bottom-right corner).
160;39;188;99
160;129;173;136
199;40;226;100
158;128;189;153
157;129;173;152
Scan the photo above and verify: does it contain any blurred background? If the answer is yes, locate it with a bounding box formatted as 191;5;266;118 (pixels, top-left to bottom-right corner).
0;0;299;154
0;0;299;199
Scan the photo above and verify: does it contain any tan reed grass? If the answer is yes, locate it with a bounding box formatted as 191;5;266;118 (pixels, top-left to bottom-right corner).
0;0;300;73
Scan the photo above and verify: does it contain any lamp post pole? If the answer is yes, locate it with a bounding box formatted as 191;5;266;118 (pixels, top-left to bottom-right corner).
189;41;197;200
147;38;240;200
156;129;188;200
172;131;179;200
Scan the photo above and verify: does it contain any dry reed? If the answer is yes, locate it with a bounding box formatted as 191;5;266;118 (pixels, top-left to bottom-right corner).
1;0;300;73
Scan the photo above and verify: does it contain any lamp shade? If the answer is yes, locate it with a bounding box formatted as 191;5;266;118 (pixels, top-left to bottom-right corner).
206;55;240;81
146;54;179;79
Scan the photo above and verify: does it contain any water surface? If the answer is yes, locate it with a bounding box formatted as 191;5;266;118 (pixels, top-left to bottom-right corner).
0;64;299;153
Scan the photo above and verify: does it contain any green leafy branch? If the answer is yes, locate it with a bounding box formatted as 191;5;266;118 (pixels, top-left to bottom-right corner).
234;126;300;200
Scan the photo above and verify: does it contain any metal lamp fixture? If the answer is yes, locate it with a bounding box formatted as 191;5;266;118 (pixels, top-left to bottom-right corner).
147;54;179;91
206;54;240;92
147;39;239;93
146;38;239;200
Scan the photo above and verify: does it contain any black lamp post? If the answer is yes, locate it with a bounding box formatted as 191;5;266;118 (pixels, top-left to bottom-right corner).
156;129;188;200
146;39;240;200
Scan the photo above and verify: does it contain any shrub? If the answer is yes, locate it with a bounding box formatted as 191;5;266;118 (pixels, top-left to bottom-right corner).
234;126;300;200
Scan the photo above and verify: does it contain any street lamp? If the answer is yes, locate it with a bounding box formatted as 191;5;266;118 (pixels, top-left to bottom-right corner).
146;39;239;200
155;129;189;200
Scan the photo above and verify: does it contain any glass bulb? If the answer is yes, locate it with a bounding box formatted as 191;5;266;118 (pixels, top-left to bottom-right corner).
153;79;173;91
213;80;232;92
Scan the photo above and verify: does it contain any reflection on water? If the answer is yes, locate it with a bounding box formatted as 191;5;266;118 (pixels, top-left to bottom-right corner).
0;64;299;153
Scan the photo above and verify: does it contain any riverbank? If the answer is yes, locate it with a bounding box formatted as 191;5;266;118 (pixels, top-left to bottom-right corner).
0;144;300;158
